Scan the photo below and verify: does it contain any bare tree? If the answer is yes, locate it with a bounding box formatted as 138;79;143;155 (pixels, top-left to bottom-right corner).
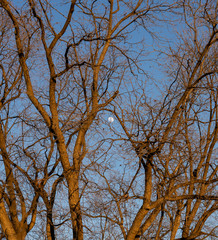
0;0;217;239
0;0;177;239
82;0;218;239
0;9;41;239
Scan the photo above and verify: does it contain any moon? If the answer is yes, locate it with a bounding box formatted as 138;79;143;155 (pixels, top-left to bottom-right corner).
108;117;114;123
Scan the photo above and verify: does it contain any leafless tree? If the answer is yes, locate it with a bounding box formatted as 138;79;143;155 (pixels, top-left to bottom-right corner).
0;0;178;239
82;0;218;239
